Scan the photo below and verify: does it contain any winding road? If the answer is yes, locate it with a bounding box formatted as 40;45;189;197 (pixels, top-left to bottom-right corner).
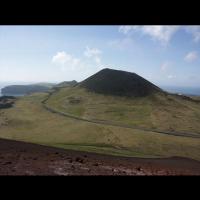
41;87;200;139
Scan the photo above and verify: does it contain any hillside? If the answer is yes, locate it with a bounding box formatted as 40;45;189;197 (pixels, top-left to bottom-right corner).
46;86;200;135
80;68;163;97
0;68;200;162
55;80;78;88
34;83;56;88
45;68;200;135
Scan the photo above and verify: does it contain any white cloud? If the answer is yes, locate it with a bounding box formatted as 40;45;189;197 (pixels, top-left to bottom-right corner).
119;26;137;34
167;75;176;79
94;56;101;64
108;37;134;50
142;26;179;44
84;46;102;57
52;51;80;71
52;51;79;66
51;48;105;81
161;61;170;71
184;26;200;42
119;26;180;45
119;26;200;45
84;46;102;64
184;51;198;62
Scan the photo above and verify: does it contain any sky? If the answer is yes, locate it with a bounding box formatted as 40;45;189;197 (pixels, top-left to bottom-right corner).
0;25;200;87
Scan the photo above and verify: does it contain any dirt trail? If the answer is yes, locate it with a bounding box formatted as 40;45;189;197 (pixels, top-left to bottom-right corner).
0;138;199;175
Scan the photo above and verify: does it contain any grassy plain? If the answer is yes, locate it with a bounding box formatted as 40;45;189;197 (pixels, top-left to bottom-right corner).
46;86;200;134
0;91;200;161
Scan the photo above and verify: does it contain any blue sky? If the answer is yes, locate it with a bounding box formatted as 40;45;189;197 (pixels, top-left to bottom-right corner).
0;25;200;87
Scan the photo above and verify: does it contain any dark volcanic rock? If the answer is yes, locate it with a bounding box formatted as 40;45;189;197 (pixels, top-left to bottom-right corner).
80;68;163;97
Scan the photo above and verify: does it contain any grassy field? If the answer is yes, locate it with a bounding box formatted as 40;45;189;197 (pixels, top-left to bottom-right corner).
46;86;200;134
0;91;200;161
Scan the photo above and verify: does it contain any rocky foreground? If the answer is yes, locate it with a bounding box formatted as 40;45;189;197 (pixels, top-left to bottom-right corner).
0;138;199;176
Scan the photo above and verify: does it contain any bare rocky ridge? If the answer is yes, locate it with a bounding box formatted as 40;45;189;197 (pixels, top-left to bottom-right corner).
0;138;199;176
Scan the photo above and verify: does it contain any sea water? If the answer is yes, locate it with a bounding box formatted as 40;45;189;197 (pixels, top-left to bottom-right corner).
161;86;200;96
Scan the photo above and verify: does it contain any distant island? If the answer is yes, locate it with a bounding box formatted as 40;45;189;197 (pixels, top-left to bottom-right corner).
1;81;78;96
1;84;52;96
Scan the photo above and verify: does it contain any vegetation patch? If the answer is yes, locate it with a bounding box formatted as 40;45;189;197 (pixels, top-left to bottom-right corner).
0;96;16;109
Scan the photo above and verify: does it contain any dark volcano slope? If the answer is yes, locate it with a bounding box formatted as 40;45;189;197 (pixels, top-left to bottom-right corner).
80;68;163;97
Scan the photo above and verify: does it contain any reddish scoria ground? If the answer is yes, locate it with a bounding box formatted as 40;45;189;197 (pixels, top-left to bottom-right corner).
0;138;199;176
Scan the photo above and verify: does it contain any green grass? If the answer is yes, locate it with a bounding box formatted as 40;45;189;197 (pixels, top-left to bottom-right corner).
0;91;200;161
46;86;200;134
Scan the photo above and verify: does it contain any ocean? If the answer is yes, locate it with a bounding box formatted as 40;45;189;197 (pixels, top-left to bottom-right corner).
161;86;200;96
